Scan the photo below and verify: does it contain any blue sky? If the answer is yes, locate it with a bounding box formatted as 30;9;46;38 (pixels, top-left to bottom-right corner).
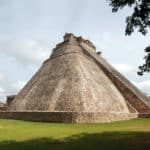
0;0;150;102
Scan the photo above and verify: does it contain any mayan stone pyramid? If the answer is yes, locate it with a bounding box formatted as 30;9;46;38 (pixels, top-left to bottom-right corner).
7;33;150;123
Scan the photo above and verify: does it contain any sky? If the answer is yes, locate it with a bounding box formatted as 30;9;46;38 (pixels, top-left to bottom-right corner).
0;0;150;102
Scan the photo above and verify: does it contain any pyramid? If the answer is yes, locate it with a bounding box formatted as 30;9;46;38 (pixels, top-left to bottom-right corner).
6;33;150;123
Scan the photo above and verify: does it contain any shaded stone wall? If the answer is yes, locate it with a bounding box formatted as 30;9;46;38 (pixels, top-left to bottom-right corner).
138;113;150;118
7;95;16;106
0;106;7;111
0;112;138;123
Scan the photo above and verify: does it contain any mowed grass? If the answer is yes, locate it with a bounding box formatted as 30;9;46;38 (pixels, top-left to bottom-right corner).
0;119;150;150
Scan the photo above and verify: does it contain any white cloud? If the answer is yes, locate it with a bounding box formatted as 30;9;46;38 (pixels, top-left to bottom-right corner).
0;86;6;102
112;63;150;96
0;87;5;93
0;78;27;102
112;63;139;81
113;64;137;74
132;80;150;96
98;32;150;66
11;81;26;92
0;73;5;81
0;40;50;66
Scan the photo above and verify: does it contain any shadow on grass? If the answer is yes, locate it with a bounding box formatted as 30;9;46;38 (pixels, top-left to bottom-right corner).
0;131;150;150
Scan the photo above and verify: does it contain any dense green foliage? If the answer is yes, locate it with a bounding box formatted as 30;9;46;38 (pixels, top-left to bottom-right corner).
107;0;150;75
0;119;150;150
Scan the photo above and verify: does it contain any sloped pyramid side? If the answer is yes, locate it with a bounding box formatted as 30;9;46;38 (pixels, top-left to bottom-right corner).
79;41;150;113
8;33;150;117
8;34;131;113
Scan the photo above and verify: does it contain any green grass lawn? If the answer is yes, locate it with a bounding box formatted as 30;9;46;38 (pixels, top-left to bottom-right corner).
0;119;150;150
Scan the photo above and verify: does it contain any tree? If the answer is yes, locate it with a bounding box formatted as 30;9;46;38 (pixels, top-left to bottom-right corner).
107;0;150;75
